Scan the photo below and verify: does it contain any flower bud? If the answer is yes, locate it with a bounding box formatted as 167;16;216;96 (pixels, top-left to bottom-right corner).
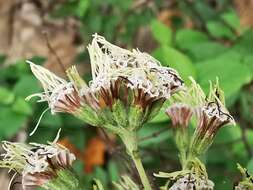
166;103;193;128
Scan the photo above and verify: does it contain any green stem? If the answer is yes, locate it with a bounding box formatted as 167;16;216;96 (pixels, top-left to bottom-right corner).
174;128;188;170
130;151;152;190
120;130;152;190
180;148;187;170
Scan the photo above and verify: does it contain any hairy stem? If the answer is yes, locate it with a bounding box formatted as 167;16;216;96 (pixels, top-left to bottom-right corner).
120;130;152;190
131;150;152;190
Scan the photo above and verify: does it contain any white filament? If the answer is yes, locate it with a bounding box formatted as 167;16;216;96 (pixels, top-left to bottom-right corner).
29;107;49;136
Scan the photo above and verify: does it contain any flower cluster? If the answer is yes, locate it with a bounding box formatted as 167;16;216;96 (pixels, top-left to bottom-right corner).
0;133;76;190
27;34;183;134
157;78;235;190
26;35;184;190
166;78;235;156
0;33;243;190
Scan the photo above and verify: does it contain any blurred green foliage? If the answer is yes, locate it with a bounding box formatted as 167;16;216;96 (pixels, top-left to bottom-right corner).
1;0;253;189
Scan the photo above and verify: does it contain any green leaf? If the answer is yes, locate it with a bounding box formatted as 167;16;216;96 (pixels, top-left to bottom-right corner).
214;125;241;144
247;159;253;174
62;114;85;128
247;129;253;147
107;0;132;11
232;30;253;55
28;127;57;143
29;56;46;65
77;0;90;17
150;20;172;46
14;59;30;75
87;14;102;32
194;2;216;21
11;97;32;115
150;110;168;123
182;42;227;62
50;1;78;18
206;21;235;39
232;142;248;159
153;46;196;82
196;51;252;98
67;128;86;150
239;93;253;124
94;167;108;186
221;10;240;31
72;160;85;177
13;74;41;98
243;56;253;75
176;29;208;50
0;87;15;105
39;111;63;128
207;147;230;164
108;161;119;182
0;108;27;138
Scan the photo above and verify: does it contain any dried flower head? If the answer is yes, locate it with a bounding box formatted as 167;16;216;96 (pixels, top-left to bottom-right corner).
27;34;183;134
169;173;214;190
26;62;82;115
87;34;183;98
194;79;235;140
0;133;75;190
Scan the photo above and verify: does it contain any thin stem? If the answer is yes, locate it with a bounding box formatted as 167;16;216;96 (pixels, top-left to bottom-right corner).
42;30;66;73
180;148;187;170
130;151;152;190
120;130;152;190
174;128;188;170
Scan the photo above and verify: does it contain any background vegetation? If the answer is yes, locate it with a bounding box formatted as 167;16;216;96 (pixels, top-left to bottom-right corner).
0;0;253;189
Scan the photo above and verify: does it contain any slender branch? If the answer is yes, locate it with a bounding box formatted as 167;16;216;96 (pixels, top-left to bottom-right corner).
139;127;169;142
130;151;152;190
120;130;152;190
42;30;66;73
